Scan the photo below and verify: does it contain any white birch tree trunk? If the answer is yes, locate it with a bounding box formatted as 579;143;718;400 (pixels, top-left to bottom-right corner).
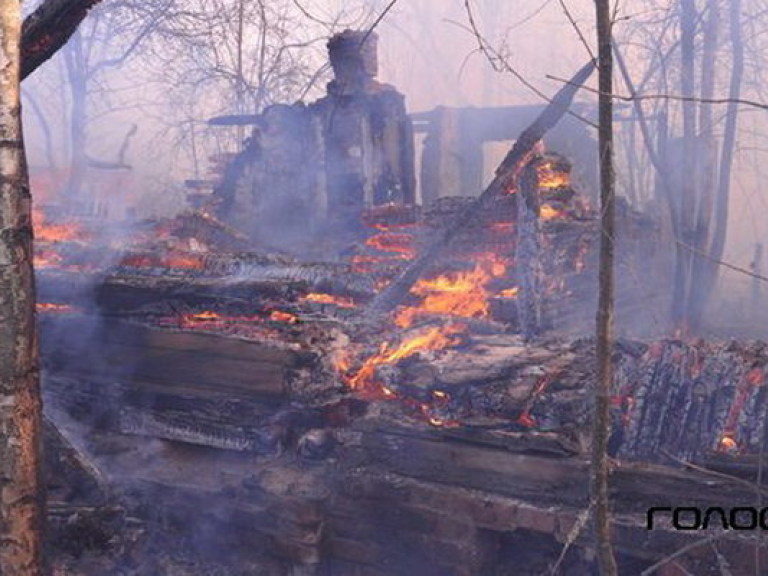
0;1;44;573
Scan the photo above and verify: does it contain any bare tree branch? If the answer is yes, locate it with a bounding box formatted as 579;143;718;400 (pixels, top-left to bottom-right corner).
448;6;597;129
546;73;768;111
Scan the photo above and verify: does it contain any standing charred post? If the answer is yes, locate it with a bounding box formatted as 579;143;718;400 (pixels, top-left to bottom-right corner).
318;30;416;246
593;0;618;574
516;161;541;341
0;1;45;574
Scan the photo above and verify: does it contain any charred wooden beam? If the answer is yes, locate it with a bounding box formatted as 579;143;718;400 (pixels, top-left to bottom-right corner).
516;162;542;340
21;0;104;80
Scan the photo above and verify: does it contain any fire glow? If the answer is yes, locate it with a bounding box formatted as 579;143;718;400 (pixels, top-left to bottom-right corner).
33;208;86;243
394;255;507;328
536;161;570;190
539;204;565;221
36;302;75;313
119;252;205;271
364;231;416;259
301;293;356;308
339;324;464;394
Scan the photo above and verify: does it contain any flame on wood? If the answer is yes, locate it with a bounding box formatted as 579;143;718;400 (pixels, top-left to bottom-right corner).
394;255;507;329
301;293;356;308
337;324;464;394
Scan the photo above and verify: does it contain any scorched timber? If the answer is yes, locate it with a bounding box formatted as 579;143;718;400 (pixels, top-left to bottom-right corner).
93;262;374;313
41;314;338;453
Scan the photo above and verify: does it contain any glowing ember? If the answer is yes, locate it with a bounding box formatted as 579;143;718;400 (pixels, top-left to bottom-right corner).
165;254;205;270
517;411;537;428
269;310;298;324
394;255;507;328
120;252;205;270
536;161;571;190
424;414;459;428
189;310;221;321
539;204;565;221
365;232;416;259
497;286;519;298
718;367;765;452
178;310;264;327
350;254;402;274
718;435;738;453
36;303;75;313
302;293;356;308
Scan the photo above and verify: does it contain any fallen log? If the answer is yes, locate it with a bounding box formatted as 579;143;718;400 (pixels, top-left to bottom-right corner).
368;61;595;314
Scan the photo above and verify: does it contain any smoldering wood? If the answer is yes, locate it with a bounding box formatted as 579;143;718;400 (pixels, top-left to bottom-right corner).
44;371;768;575
37;280;768;574
368;61;595;315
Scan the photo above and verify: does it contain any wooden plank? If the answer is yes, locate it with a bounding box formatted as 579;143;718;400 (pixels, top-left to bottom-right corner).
349;423;768;513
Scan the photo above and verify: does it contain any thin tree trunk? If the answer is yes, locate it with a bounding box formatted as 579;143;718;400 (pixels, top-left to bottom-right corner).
674;0;697;331
0;1;45;574
593;1;618;574
703;0;743;304
687;0;720;330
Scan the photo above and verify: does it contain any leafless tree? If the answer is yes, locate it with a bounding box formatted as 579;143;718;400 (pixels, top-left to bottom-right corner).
593;1;619;573
615;0;747;332
142;0;374;179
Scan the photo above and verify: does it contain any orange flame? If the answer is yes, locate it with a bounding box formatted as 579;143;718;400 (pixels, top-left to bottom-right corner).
536;161;570;189
364;232;416;259
343;325;463;392
498;286;519;298
302;293;356;308
189;310;220;321
394;255;507;328
718;435;738;453
540;204;565;221
269;310;298;324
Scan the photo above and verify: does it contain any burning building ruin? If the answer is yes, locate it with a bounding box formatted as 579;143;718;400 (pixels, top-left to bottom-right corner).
209;30;415;256
21;18;768;576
